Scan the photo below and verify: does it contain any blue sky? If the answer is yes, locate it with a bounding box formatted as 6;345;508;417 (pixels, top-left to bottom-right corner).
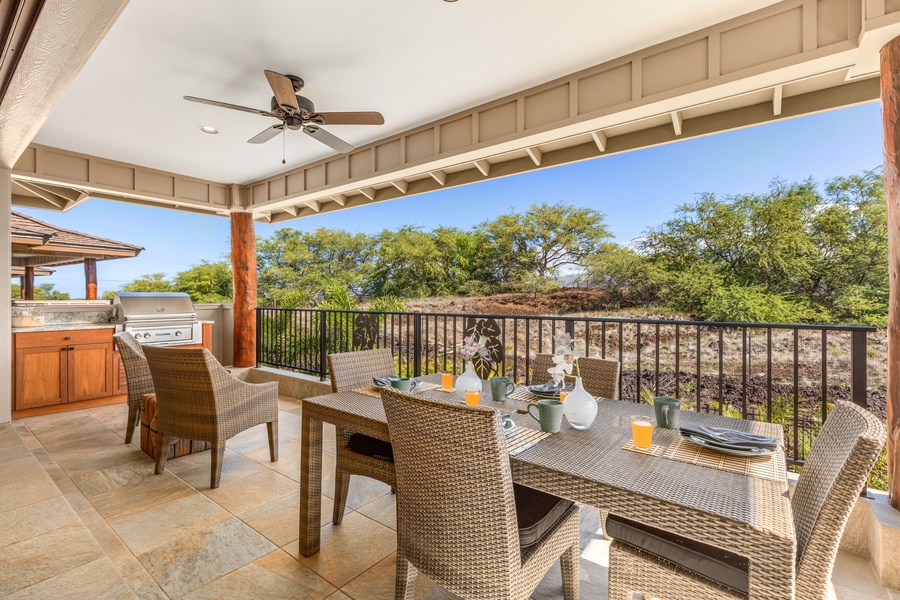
18;101;884;299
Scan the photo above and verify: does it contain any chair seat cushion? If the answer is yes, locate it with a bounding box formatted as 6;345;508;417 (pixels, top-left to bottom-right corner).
605;513;749;594
348;433;394;461
513;483;574;547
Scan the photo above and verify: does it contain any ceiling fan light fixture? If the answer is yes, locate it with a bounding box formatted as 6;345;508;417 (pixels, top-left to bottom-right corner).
199;126;219;134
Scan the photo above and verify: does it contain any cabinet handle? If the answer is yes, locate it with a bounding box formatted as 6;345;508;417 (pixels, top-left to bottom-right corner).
61;347;66;351
68;346;74;351
64;336;71;340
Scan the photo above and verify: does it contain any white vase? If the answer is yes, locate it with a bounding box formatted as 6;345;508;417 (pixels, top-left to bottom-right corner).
563;377;597;430
456;361;481;401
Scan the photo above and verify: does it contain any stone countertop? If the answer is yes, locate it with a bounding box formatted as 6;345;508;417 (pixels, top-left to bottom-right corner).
12;323;120;334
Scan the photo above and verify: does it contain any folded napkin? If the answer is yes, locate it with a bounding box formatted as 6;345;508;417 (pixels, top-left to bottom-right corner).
679;425;778;451
373;376;393;387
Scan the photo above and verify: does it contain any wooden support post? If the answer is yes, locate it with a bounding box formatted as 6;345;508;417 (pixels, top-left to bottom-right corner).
18;276;24;299
231;212;257;368
83;258;97;300
23;267;34;300
881;36;900;510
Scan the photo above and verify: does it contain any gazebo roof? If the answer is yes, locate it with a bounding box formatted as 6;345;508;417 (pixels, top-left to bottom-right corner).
10;211;143;269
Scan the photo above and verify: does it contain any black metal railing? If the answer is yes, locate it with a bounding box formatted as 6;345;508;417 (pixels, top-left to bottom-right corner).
256;307;878;466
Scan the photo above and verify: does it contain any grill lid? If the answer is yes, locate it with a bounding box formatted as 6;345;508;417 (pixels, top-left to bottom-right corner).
113;292;196;321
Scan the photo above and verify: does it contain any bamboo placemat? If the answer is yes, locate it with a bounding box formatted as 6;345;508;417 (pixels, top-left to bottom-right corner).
505;426;552;456
507;387;553;403
663;436;786;483
622;440;664;456
355;381;443;398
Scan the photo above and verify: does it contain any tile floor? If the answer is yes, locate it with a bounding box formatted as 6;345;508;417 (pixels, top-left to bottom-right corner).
0;397;895;599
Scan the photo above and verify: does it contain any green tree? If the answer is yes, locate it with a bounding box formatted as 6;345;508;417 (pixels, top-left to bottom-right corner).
583;243;664;306
11;283;70;300
368;226;459;298
173;261;232;303
520;201;611;278
113;273;174;293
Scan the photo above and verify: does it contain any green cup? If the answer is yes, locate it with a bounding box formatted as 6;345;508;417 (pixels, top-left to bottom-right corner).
527;399;564;433
653;396;681;429
389;377;420;393
490;376;516;401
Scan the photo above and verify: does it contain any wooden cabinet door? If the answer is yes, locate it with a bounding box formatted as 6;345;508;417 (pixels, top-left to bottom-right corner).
112;350;127;395
67;342;114;402
15;346;66;409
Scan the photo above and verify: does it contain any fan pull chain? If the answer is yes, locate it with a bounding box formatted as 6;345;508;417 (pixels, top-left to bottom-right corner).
282;129;286;164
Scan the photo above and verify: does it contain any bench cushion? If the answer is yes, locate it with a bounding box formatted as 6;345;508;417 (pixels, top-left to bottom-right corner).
513;484;574;547
605;513;749;594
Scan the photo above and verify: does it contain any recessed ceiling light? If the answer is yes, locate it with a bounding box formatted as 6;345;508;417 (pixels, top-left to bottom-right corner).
199;126;218;134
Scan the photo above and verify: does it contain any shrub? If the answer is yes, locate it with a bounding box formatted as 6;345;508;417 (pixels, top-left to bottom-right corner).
700;285;811;324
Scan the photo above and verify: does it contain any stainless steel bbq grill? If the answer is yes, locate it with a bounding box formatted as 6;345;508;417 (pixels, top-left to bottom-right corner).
113;292;202;346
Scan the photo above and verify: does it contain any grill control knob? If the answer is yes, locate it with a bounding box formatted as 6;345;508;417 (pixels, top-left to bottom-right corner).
175;331;183;337
143;333;151;339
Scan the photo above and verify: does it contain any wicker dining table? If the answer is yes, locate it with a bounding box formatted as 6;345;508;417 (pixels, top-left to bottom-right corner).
298;374;796;599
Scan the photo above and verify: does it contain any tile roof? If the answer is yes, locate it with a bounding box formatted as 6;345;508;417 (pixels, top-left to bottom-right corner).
11;211;143;255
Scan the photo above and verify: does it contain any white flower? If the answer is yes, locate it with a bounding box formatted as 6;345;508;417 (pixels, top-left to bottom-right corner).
547;365;566;384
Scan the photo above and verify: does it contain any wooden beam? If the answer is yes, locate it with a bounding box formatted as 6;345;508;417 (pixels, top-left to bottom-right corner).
360;187;376;200
591;130;607;152
525;146;543;166
305;200;321;212
83;257;97;300
430;170;447;185
23;266;33;300
671;111;683;136
0;0;129;168
390;179;409;193
773;85;784;116
474;160;491;176
882;35;900;510
330;194;346;206
230;212;256;368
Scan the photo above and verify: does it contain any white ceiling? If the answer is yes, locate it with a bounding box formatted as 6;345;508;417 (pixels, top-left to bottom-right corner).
33;0;780;185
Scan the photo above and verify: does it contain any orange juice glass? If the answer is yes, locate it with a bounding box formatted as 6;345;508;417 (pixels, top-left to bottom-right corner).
559;390;568;402
631;415;654;449
441;372;453;390
465;389;481;406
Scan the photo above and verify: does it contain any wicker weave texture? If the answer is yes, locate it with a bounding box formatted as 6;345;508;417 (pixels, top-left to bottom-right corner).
606;400;886;600
380;387;580;600
327;349;398;525
532;353;620;399
112;332;154;444
143;346;279;488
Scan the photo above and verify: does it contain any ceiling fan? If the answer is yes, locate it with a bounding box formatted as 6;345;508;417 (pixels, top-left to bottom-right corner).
184;70;384;154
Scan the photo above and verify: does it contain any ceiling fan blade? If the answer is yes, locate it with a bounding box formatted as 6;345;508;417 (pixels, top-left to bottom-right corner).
248;124;285;144
264;70;300;113
302;125;354;153
311;111;384;126
184;96;274;117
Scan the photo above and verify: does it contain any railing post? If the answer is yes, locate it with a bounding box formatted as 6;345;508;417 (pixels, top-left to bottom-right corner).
851;330;868;409
255;308;261;367
413;313;423;377
319;310;327;382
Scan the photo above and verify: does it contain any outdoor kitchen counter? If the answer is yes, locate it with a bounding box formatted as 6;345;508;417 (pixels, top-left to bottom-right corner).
11;323;118;334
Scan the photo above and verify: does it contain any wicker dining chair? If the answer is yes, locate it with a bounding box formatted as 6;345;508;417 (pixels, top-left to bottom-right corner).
142;346;279;489
606;400;886;600
380;386;581;600
327;348;397;525
112;332;154;444
532;353;620;399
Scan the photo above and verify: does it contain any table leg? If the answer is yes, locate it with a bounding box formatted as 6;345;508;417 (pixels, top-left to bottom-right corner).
299;412;323;557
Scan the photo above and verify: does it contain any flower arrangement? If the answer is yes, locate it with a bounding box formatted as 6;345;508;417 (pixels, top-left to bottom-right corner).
547;332;582;384
459;334;490;363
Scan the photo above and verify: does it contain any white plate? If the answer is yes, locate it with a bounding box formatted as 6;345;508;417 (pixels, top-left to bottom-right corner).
683;434;776;457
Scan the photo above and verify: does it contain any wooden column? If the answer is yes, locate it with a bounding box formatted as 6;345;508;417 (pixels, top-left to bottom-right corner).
23;266;34;300
882;37;900;510
84;258;97;300
231;212;256;367
18;276;24;299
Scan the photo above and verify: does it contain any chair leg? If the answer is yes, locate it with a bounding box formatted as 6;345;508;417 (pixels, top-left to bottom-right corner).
600;509;612;541
210;443;226;489
154;433;170;475
332;471;351;525
125;405;140;444
560;543;580;600
394;555;417;600
267;421;279;462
